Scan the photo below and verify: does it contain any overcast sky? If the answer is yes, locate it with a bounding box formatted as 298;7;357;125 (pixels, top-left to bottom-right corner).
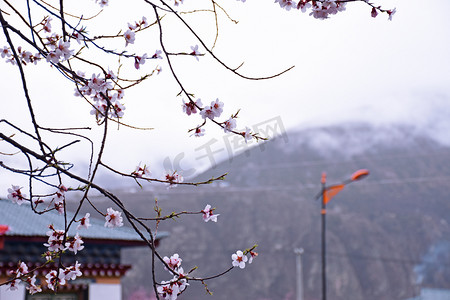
1;0;449;194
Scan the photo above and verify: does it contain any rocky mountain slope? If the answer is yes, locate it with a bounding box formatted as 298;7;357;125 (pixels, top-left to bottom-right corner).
87;123;450;300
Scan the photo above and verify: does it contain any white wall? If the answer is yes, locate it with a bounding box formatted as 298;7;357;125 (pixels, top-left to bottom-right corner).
88;283;121;300
0;284;26;300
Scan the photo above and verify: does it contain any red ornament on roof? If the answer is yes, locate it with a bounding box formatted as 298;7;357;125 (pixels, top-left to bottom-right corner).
0;224;9;235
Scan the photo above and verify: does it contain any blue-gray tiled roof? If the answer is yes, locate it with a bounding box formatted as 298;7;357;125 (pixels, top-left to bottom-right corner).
0;199;168;242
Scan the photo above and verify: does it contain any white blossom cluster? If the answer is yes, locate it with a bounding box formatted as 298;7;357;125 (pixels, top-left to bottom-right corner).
75;72;127;119
182;98;255;142
158;254;189;300
232;249;258;269
8;262;42;294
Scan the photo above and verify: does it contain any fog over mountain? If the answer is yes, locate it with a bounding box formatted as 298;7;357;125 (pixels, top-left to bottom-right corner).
84;122;450;300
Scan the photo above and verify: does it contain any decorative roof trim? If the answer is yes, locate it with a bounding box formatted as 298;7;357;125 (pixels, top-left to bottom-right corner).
0;261;132;278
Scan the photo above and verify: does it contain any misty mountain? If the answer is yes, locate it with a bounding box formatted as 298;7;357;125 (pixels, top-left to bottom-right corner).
86;122;450;300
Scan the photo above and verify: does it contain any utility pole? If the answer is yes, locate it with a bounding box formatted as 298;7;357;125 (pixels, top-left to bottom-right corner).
321;173;327;300
316;169;369;300
294;248;304;300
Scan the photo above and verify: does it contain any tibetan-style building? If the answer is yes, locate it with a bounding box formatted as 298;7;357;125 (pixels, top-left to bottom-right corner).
0;200;167;300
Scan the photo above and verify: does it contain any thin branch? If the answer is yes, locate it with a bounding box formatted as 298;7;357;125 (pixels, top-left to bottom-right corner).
59;0;67;40
100;160;228;186
155;0;295;80
0;11;46;155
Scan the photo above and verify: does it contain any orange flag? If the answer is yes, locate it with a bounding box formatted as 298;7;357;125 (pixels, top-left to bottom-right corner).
323;184;345;205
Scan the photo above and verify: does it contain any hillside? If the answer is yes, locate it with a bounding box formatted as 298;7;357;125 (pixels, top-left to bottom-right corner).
85;123;450;300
